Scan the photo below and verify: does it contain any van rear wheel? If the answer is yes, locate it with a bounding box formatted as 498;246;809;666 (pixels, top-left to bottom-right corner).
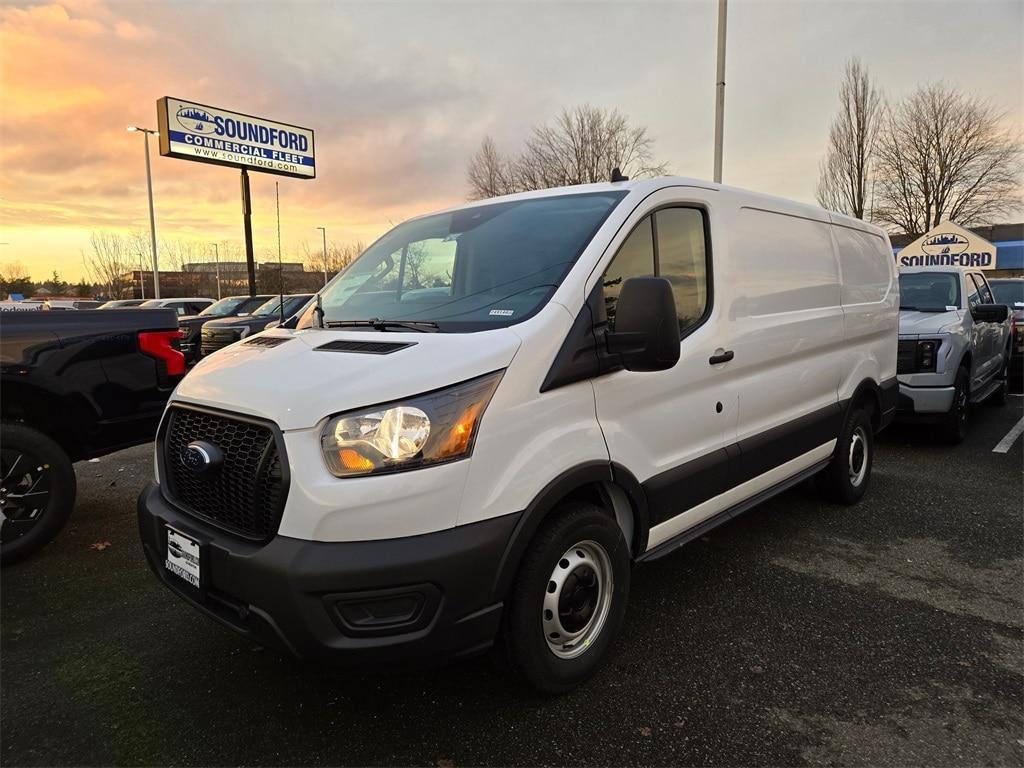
816;406;873;505
503;502;630;694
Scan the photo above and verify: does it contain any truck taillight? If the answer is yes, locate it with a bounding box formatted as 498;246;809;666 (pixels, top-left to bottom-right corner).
139;330;186;376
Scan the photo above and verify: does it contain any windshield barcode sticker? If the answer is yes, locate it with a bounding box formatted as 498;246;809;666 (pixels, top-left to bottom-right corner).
489;309;514;317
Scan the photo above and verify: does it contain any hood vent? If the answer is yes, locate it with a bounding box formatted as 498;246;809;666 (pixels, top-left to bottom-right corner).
244;336;292;348
315;340;417;355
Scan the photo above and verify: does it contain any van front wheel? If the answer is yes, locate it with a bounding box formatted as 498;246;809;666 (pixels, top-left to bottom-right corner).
504;503;630;694
816;407;873;505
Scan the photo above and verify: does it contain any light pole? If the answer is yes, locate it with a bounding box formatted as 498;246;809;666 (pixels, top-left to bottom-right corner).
127;125;161;298
712;0;728;183
210;242;221;299
316;226;328;286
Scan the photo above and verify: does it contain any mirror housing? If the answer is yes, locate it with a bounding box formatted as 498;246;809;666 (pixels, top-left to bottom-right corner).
605;276;680;372
971;303;1009;323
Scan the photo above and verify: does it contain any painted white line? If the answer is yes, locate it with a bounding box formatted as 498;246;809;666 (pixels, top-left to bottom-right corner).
993;415;1024;453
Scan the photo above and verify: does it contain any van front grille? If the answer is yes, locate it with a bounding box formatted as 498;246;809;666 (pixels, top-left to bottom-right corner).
162;406;287;541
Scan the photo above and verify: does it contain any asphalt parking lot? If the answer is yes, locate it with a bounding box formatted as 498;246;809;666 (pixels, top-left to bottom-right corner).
2;398;1022;767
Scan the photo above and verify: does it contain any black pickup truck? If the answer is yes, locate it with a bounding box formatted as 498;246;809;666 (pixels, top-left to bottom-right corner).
1;309;185;563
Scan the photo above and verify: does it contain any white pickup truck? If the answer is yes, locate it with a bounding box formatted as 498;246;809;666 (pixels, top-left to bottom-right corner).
896;267;1011;442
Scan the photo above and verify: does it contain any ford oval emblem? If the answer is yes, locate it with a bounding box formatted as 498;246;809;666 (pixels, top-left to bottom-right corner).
181;440;222;475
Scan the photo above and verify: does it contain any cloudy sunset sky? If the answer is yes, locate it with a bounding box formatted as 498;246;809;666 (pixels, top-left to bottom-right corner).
2;0;1021;283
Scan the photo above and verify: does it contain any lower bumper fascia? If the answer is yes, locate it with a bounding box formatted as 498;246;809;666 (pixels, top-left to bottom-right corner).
137;481;519;667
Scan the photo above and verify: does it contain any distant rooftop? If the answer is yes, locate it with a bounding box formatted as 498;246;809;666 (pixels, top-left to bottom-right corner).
889;223;1023;248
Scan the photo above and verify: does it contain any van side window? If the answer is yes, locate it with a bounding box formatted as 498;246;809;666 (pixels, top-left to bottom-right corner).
602;208;710;334
603;217;654;330
655;208;708;332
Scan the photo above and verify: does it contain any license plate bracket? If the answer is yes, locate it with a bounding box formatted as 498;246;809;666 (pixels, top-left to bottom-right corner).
165;526;202;590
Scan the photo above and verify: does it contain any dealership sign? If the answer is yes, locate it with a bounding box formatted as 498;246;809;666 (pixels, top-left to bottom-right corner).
896;221;995;270
156;97;315;179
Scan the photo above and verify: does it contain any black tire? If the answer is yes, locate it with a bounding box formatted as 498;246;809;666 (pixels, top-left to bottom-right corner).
941;366;970;444
816;406;874;505
0;422;76;565
987;348;1009;407
503;502;630;694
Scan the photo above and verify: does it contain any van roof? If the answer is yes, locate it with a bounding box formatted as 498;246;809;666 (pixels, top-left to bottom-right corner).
430;175;888;238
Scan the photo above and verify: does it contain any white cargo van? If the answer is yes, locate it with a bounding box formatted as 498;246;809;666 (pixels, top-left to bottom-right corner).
139;177;898;692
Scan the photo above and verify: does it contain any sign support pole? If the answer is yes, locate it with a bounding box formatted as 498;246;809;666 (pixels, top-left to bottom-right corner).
240;167;256;297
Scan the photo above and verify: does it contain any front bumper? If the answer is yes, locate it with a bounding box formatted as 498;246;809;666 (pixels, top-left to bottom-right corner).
138;481;520;666
896;382;955;418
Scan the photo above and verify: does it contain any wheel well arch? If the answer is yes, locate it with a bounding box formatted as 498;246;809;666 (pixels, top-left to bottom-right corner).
0;381;81;461
847;379;883;431
958;350;972;372
490;462;649;601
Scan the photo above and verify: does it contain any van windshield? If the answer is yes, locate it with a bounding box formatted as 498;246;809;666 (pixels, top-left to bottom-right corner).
898;272;961;312
302;191;626;332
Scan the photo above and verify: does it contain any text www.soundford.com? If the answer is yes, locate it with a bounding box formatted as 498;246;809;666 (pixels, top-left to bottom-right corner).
189;145;309;175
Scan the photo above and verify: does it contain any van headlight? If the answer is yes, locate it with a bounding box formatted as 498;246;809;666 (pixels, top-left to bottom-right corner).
320;370;503;477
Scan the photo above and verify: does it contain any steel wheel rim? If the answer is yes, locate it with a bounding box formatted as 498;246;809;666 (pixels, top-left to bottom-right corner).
848;426;868;487
0;449;52;545
542;539;613;659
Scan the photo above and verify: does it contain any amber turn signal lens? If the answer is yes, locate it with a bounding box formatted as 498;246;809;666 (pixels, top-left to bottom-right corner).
337;448;375;472
436;401;485;459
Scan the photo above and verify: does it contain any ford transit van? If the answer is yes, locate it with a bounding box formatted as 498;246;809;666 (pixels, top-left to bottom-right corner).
138;177;899;692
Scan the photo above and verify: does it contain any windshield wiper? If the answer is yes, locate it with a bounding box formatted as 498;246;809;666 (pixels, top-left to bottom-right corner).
325;318;440;333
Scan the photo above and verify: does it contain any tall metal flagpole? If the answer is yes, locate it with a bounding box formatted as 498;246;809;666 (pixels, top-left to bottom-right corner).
127;126;161;298
713;0;728;184
276;182;284;325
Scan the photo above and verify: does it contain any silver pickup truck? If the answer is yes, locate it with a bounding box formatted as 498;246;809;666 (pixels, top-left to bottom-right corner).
896;267;1011;442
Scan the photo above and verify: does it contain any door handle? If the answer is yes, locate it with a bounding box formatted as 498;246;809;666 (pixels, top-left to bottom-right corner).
709;349;734;365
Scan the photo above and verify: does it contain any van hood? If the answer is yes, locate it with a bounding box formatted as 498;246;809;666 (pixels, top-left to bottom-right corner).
173;327;522;430
898;309;961;336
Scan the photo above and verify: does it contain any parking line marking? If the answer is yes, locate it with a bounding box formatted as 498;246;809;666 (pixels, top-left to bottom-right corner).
993;415;1024;453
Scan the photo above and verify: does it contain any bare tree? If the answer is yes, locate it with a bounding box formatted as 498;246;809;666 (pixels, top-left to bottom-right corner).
467;105;669;200
816;58;883;219
302;240;364;281
82;232;134;298
873;83;1022;234
467;136;517;200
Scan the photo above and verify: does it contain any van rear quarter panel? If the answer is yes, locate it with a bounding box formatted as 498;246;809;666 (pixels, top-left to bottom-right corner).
725;203;846;442
830;217;898;401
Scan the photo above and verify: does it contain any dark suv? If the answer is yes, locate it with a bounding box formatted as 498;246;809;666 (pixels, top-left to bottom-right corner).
200;294;313;356
989;278;1024;380
178;295;274;364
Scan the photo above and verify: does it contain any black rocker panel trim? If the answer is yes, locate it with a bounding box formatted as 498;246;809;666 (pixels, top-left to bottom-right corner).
643;402;842;526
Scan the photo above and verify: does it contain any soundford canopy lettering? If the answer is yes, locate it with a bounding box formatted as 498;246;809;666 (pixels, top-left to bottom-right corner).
157;97;315;179
895;221;996;271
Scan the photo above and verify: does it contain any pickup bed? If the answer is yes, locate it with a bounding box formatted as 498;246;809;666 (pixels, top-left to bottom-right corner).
1;309;185;563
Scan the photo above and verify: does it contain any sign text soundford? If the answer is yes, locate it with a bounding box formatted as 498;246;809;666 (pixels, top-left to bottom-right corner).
157;97;315;179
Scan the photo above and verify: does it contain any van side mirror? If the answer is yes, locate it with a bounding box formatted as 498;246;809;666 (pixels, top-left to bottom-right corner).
971;303;1008;323
605;277;680;372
